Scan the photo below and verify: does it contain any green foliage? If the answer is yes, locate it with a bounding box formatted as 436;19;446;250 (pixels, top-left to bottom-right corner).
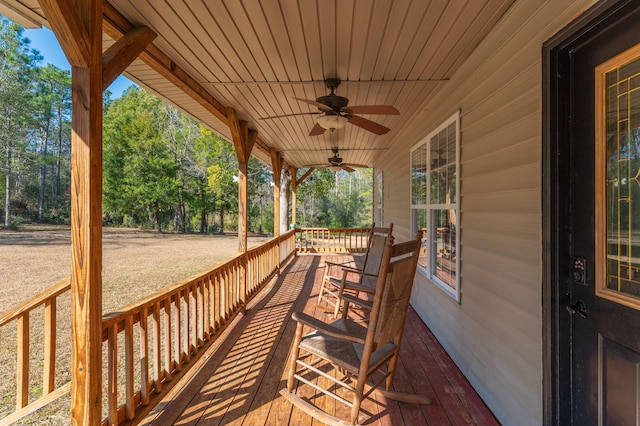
0;19;73;229
103;88;179;231
296;168;372;228
0;21;374;232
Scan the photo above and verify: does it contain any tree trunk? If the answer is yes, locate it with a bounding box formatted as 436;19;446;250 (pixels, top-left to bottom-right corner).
39;117;51;222
155;202;162;233
219;204;225;234
55;104;63;198
4;138;11;228
200;209;207;233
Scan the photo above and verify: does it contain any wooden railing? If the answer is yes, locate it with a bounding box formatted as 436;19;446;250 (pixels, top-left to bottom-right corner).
295;227;370;253
0;227;355;425
0;278;72;426
99;229;296;425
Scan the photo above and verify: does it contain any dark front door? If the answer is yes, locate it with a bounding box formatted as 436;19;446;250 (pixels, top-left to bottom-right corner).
562;3;640;424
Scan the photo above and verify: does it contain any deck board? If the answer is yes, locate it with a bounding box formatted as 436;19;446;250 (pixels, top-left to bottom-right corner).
142;255;499;426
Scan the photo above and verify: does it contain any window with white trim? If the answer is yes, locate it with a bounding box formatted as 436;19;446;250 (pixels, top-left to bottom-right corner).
376;172;383;225
410;111;460;301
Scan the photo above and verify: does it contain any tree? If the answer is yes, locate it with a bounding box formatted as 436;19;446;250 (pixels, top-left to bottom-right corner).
33;64;71;222
0;18;40;228
296;168;372;228
103;87;178;231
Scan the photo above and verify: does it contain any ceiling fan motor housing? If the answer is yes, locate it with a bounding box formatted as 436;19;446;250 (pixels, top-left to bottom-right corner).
329;153;343;164
316;94;349;111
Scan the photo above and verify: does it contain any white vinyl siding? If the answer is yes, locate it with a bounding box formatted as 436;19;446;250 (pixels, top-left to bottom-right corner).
377;0;598;424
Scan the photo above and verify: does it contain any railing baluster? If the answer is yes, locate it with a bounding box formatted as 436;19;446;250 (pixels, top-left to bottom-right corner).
173;292;182;372
16;313;29;409
124;315;134;420
198;279;205;345
152;301;162;393
107;323;118;426
139;306;150;406
214;270;221;330
187;283;198;354
203;275;211;338
43;298;56;395
183;287;191;362
163;299;173;382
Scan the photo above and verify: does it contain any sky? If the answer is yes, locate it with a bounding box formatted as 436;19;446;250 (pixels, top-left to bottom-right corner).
22;26;134;99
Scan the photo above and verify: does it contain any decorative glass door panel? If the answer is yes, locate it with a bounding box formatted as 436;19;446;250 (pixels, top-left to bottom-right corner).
597;45;640;309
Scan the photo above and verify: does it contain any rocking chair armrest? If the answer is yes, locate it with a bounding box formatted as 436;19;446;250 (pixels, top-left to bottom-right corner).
291;312;366;344
337;264;364;273
340;268;378;279
342;282;376;294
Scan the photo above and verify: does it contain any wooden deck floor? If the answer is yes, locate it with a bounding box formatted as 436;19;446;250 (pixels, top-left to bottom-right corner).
141;255;499;426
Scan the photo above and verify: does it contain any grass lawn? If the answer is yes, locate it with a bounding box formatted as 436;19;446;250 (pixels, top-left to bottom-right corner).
0;224;271;424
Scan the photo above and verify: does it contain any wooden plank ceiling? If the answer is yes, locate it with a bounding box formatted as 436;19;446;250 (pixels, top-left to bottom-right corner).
3;0;514;169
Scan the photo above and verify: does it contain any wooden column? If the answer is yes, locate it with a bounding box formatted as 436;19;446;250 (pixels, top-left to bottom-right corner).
280;169;291;232
229;108;256;252
38;0;102;423
270;148;282;236
290;167;297;227
39;1;156;422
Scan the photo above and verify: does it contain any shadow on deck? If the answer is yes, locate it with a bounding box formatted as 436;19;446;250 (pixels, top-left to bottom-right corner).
141;255;498;425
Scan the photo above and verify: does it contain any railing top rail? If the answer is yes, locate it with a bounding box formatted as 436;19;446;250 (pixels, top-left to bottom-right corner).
0;277;71;327
296;227;370;231
1;229;300;331
102;230;297;328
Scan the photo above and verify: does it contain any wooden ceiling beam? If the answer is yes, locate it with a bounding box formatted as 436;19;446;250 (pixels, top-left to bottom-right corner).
296;168;315;186
228;108;256;165
102;2;228;124
270;148;282;185
102;26;156;91
38;0;91;67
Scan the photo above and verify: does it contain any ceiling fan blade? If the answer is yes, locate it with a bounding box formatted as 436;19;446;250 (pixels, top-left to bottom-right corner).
259;112;320;119
294;97;332;111
348;115;391;135
342;163;369;168
309;122;327;136
341;165;356;173
344;105;399;115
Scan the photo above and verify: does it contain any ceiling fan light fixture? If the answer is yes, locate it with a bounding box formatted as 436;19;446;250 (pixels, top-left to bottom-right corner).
328;165;342;172
316;112;348;130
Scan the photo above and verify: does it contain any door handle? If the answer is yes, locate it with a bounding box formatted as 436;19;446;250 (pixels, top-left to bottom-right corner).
566;300;587;318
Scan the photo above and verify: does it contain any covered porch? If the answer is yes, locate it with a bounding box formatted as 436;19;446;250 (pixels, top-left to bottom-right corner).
1;0;620;424
141;254;497;426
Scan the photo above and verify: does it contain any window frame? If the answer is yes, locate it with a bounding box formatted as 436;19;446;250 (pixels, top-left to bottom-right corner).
376;172;383;225
410;111;461;302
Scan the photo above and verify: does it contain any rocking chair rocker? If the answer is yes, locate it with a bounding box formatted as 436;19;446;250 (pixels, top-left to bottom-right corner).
281;232;429;425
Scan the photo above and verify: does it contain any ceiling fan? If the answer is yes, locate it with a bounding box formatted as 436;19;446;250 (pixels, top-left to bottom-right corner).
306;148;369;173
260;78;399;136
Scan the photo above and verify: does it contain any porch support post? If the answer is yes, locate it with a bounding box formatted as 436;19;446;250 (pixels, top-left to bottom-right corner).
280;169;291;233
270;148;281;237
37;0;103;423
39;1;158;422
290;167;297;227
228;108;256;252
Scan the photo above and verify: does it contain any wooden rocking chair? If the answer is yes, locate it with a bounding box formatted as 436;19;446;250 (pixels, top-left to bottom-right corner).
317;223;393;318
281;232;429;426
